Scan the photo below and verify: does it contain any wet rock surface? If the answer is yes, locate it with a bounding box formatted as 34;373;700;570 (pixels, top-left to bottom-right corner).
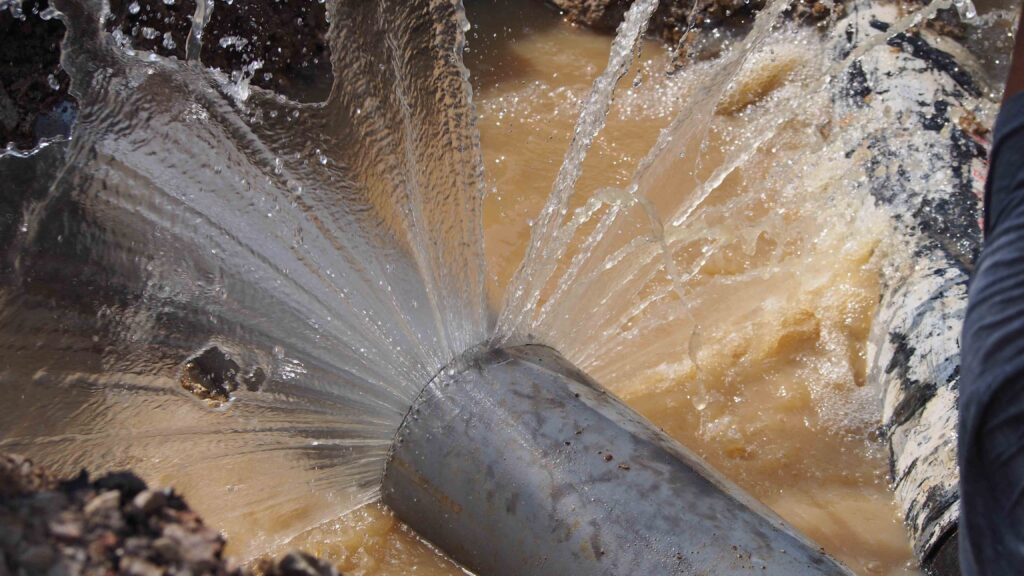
2;0;335;150
255;551;339;576
0;454;340;576
0;0;76;152
105;0;332;102
180;346;266;404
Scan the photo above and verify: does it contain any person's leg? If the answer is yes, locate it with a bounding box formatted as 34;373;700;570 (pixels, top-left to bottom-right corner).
959;9;1024;575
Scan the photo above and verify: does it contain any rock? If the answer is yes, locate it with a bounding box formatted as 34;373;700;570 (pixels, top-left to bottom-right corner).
545;0;631;33
4;0;336;148
105;0;332;102
130;489;167;515
0;453;346;576
151;536;182;563
260;551;340;576
94;471;148;500
47;512;84;542
0;0;76;151
17;544;54;572
82;490;124;533
200;0;332;102
0;453;54;497
82;490;119;518
162;522;224;571
106;0;196;60
121;556;165;576
86;530;118;563
0;453;346;575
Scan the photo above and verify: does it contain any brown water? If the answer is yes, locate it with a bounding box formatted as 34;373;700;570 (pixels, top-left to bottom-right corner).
272;2;921;575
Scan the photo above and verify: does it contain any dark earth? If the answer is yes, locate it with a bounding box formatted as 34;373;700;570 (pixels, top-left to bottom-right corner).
1;0;970;150
0;0;74;151
105;0;333;101
0;453;341;575
180;346;266;404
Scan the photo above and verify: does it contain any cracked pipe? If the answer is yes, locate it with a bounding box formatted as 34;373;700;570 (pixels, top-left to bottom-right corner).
381;345;852;575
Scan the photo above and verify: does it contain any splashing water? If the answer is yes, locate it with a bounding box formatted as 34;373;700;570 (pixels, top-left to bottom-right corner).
494;0;660;338
0;0;1011;570
1;0;487;554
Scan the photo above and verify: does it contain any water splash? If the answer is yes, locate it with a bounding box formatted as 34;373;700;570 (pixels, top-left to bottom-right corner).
494;0;796;373
0;0;486;555
495;0;660;339
0;0;998;565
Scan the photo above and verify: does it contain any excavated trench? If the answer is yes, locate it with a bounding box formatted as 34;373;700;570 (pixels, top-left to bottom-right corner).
1;0;1019;574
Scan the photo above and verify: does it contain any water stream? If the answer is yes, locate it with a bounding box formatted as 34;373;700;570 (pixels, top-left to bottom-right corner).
2;0;492;554
0;0;1018;574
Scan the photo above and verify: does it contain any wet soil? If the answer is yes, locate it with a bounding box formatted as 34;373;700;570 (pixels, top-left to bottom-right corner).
0;453;340;576
0;0;75;152
1;0;333;151
105;0;333;102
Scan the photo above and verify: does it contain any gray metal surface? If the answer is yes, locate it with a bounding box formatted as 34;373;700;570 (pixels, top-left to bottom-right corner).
382;345;852;575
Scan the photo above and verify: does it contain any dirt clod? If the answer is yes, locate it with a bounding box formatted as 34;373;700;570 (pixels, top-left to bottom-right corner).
181;345;242;403
0;453;342;576
257;550;340;576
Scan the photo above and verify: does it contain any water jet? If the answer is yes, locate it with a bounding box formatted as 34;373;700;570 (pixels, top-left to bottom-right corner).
0;0;1015;572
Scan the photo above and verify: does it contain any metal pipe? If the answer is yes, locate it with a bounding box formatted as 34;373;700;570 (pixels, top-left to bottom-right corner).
381;345;852;575
831;2;989;571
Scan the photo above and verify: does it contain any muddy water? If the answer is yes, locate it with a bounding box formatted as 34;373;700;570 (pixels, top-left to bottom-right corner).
279;2;919;575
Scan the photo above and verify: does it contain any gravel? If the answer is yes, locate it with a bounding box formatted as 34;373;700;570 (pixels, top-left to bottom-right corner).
0;454;341;576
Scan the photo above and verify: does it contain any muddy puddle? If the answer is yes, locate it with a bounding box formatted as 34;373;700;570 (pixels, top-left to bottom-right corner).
270;2;924;574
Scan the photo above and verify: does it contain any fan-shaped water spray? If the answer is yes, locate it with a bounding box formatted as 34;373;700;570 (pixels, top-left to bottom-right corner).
1;0;490;553
0;0;1014;572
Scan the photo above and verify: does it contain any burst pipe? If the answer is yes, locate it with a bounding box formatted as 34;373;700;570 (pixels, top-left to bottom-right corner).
380;2;995;569
382;345;852;575
379;2;994;573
